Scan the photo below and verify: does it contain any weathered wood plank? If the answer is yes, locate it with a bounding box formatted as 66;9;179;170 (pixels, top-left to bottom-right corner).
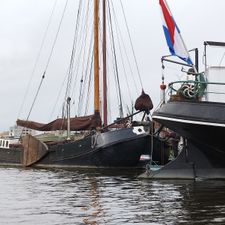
21;134;48;166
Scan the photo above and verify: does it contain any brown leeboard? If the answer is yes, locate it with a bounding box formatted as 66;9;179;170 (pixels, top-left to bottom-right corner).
21;134;48;167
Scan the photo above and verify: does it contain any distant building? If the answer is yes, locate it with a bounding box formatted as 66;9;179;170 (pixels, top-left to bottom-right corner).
0;131;9;138
9;125;36;138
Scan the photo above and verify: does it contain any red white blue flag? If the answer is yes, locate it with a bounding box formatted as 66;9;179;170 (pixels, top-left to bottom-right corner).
159;0;193;65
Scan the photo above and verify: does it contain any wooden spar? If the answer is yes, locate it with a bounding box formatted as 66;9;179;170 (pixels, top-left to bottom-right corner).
94;0;100;114
102;0;107;126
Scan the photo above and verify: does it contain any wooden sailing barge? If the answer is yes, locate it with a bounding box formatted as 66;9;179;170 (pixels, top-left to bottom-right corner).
0;0;169;169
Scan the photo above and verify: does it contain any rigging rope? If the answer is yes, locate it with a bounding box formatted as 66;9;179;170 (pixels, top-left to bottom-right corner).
24;0;69;124
84;54;94;115
120;0;143;89
108;2;124;118
69;0;93;116
68;0;86;116
110;1;135;103
76;1;93;116
219;51;225;66
107;19;121;119
25;72;46;122
50;0;85;121
49;70;68;120
17;0;58;119
63;0;83;118
25;0;69;122
77;2;93;115
43;0;69;74
64;0;82;99
80;41;94;115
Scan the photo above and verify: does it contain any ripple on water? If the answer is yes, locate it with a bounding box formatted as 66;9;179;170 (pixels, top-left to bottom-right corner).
0;168;225;224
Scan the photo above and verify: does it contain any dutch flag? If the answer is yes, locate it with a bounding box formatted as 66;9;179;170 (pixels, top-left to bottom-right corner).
159;0;193;65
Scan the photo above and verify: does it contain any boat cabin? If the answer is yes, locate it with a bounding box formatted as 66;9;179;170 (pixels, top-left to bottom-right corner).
0;138;19;149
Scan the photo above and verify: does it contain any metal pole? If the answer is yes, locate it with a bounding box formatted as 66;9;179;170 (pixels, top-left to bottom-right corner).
195;48;199;72
67;97;71;140
204;42;208;101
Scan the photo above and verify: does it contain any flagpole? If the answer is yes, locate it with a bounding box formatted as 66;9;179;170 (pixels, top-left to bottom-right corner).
163;0;198;74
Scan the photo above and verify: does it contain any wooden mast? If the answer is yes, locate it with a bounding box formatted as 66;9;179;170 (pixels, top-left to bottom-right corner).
94;0;100;114
102;0;107;126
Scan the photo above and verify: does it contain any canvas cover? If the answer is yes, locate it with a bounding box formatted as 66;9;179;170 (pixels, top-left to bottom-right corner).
135;90;153;113
17;113;102;131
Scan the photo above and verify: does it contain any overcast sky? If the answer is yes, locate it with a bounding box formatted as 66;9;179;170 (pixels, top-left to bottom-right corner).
0;0;225;131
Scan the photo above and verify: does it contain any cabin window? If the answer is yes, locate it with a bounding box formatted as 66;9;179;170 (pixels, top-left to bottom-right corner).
0;140;2;147
3;141;5;147
6;141;8;148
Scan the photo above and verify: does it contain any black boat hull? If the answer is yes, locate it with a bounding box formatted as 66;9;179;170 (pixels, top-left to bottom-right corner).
38;134;148;168
0;127;169;169
150;100;225;178
140;141;225;179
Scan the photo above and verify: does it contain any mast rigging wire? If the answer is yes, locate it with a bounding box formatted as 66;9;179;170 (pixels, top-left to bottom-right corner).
107;12;121;120
25;0;69;121
119;0;143;89
17;0;58;118
84;54;94;115
77;2;93;116
108;1;124;118
68;0;87;116
69;0;93;116
63;0;87;118
73;1;93;116
50;1;86;120
219;52;225;66
64;0;83;103
109;1;135;103
49;69;68;120
78;42;94;116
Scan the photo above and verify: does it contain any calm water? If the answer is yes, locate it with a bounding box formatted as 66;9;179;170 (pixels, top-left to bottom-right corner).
0;167;225;225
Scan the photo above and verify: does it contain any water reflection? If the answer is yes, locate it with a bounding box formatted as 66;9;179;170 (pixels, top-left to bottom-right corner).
82;177;102;225
0;167;224;224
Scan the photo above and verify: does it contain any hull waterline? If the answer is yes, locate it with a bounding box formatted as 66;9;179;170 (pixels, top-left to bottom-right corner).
143;100;225;179
0;127;169;169
153;101;225;156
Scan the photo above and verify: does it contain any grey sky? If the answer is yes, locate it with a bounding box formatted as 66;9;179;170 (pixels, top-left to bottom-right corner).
0;0;225;131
